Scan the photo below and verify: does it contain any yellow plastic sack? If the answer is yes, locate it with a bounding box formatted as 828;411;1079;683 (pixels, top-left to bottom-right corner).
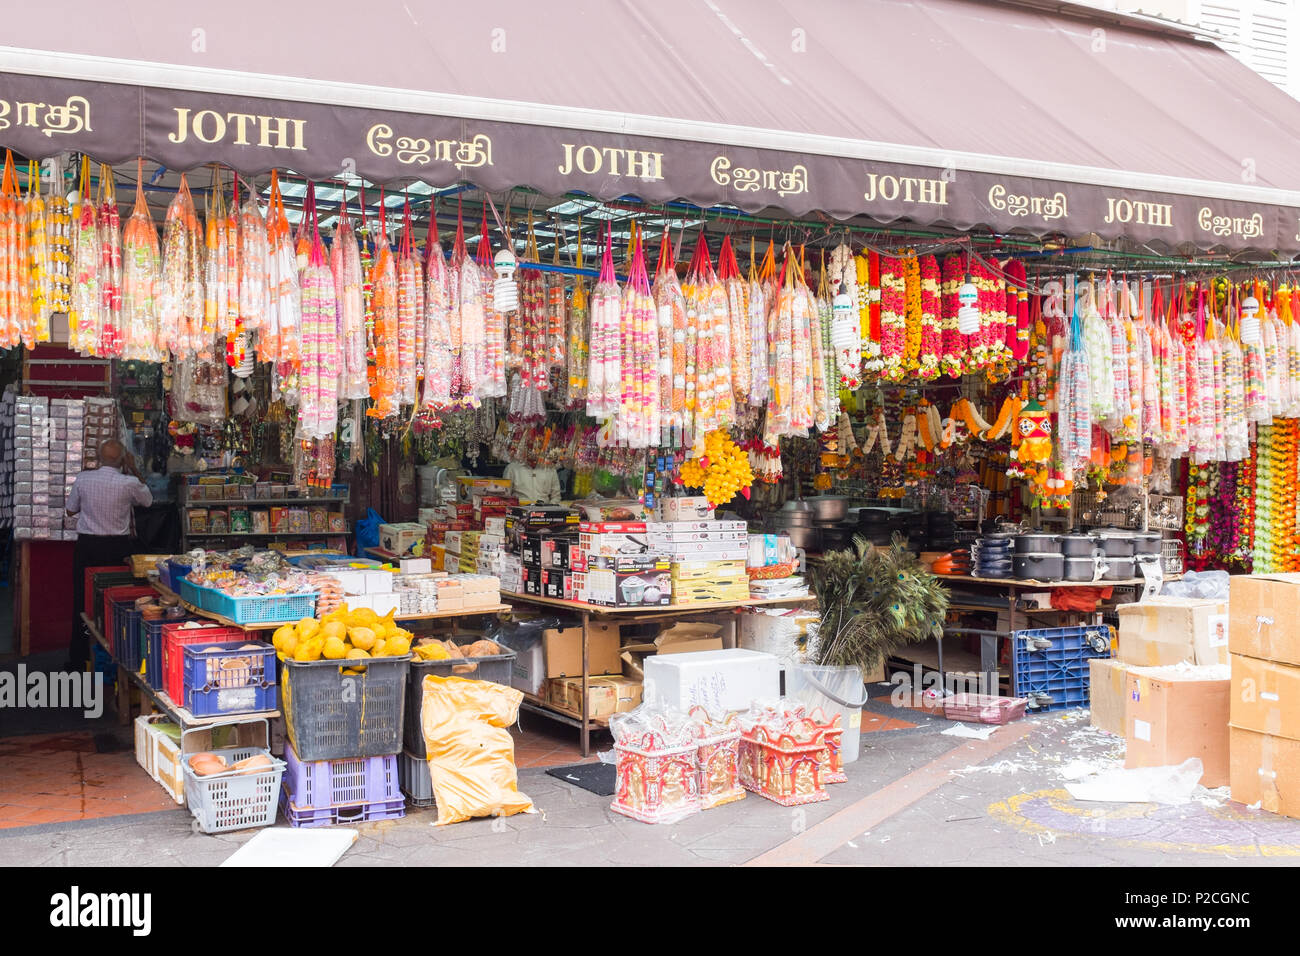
421;674;536;826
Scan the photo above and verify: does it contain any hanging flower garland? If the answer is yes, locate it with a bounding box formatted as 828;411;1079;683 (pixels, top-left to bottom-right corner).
901;251;922;367
917;253;941;380
939;252;965;377
878;254;906;381
23;160;51;346
652;230;684;436
121;160;162;362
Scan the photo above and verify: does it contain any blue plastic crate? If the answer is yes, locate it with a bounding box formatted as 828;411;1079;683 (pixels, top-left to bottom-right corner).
1011;625;1112;712
182;641;278;717
179;578;317;624
161;560;192;593
142;615;195;690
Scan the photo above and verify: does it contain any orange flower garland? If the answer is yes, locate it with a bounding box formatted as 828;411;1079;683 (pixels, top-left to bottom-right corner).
902;251;922;365
917;253;941;380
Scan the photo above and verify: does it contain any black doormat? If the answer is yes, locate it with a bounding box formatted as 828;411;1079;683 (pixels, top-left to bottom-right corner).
545;761;617;796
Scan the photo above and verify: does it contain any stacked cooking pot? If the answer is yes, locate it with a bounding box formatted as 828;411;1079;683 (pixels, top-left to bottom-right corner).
767;496;853;552
974;529;1164;582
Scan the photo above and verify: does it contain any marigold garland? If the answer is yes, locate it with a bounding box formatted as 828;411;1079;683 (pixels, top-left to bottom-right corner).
917;253;941;380
901;251;922;365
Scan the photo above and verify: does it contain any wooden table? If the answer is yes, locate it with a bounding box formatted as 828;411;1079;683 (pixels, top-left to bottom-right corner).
501;590;817;755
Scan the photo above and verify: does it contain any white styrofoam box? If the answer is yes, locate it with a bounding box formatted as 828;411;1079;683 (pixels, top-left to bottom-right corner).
400;558;433;574
363;570;395;594
323;569;368;594
345;593;375;612
369;593;401;617
501;634;545;696
643;648;780;716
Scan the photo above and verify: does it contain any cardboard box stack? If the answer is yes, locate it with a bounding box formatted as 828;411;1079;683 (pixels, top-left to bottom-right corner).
1107;596;1232;786
649;519;750;605
507;505;578;599
1229;574;1300;818
569;520;672;607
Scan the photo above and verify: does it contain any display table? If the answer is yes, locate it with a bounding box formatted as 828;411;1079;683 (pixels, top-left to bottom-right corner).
501;590;816;755
916;573;1181;696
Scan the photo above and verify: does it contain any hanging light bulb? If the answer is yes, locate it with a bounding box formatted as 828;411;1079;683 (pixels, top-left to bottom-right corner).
958;273;980;335
493;247;519;312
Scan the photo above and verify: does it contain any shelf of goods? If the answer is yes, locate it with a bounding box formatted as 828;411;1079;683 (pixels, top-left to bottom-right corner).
82;612;279;731
179;490;350;550
152;581;509;633
500;590;818;756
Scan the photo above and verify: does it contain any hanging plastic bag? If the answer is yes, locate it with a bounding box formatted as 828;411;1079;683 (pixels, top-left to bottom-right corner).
297;183;340;441
652;229;684;442
617;229;658;448
586;222;621;420
565;223;589;409
420;674;536;826
121;159;161;361
354;507;385;555
332;195;369;400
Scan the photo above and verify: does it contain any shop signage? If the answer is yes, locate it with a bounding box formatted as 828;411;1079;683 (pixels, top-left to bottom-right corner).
0;70;1294;254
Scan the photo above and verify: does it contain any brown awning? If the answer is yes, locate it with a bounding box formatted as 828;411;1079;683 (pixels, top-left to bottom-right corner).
3;0;1299;251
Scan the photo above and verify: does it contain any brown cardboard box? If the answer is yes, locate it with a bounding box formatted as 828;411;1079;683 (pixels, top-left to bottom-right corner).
1229;726;1300;819
547;676;644;719
1124;668;1230;787
1116;597;1230;667
1230;653;1300;740
1089;658;1130;736
654;621;725;654
543;623;621;678
1229;573;1300;666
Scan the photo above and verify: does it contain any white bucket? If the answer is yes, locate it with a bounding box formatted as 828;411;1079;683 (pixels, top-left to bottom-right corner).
786;664;869;764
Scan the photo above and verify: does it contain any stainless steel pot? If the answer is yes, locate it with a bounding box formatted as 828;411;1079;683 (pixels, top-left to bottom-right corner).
1103;556;1136;580
1096;530;1135;558
806;495;850;522
1133;533;1162;556
1063;556;1100;581
1014;534;1061;555
1058;534;1097;557
1013;552;1065;581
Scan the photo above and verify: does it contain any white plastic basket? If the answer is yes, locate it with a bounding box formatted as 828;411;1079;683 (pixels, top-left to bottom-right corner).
183;745;286;834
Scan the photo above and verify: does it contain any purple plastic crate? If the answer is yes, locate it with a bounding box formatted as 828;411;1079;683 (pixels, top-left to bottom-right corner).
282;741;401;811
181;641;277;717
278;792;406;828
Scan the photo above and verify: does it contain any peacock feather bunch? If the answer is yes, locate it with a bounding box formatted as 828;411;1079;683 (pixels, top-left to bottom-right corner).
809;534;948;672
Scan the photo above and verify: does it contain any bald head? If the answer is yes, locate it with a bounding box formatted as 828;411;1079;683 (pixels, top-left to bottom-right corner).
99;440;125;468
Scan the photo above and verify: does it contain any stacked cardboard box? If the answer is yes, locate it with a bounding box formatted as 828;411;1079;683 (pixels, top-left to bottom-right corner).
1229;574;1300;818
1110;596;1232;785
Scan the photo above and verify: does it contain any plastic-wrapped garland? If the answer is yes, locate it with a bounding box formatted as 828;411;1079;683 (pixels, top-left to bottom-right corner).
0;153;29;350
264;172;301;364
203;178;229;349
121;164;162;361
1264;311;1284;419
1222;332;1248;462
1138;320;1159;445
23;161;50;346
1184;327;1202;459
94;165;123;357
615;234;659;449
1058;300;1092;470
748;241;773;403
566;256;589;409
718;236;750;406
70;164;102;355
1287;314;1300;419
585;223;621;420
518;260;548;389
1210;325;1227;463
827;242;860;388
1125;314;1143;442
452;206;484;402
545;252;566;368
789;248;815;433
1081;281;1114;420
764;251;797;439
1243;321;1269;425
330;208;367;400
421;238;452;409
878;254;906;381
366;225;399;419
298;186;340;440
475;209;508;400
652;231;685;437
813;269;838;432
236;180;268;335
1106;297;1132;438
396;204;423;407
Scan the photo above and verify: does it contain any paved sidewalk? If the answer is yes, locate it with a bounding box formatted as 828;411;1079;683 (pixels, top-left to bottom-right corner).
3;709;1298;866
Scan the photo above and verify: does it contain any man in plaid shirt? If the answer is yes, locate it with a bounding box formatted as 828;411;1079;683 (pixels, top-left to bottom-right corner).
65;440;153;670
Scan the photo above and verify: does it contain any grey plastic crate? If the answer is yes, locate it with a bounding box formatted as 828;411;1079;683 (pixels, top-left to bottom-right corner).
404;639;517;757
183;745;285;834
399;749;435;808
282;655;410;762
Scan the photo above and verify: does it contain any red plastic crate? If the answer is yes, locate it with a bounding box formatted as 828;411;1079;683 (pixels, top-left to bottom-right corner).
85;565;130;617
162;621;245;706
102;586;154;655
